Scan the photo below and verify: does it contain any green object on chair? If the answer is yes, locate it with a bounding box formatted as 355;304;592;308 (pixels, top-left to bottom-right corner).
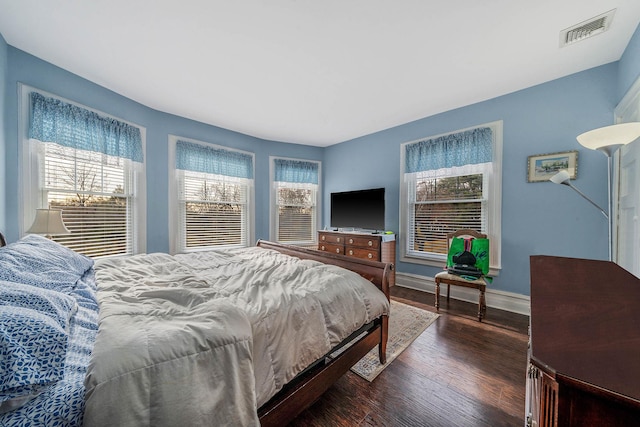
437;229;490;321
446;236;490;275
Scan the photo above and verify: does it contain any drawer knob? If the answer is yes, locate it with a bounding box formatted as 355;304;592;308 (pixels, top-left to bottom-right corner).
368;253;373;259
337;237;341;243
321;245;325;251
336;248;340;254
349;238;354;244
368;240;373;246
349;250;353;255
321;235;325;241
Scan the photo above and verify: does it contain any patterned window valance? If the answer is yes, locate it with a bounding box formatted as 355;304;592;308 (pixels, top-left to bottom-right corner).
405;127;493;173
176;140;253;179
29;92;143;163
274;159;319;184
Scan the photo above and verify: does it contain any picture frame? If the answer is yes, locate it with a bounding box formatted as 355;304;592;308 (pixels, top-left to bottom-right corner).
527;150;578;183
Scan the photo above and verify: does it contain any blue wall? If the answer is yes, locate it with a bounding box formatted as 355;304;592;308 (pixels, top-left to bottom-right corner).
618;23;640;101
0;33;7;234
2;46;323;252
324;64;620;296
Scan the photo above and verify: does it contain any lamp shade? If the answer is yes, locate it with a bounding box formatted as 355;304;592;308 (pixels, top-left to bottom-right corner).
27;209;71;235
576;122;640;150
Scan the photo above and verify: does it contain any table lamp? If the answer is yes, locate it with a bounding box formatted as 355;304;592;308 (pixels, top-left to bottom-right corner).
26;208;71;239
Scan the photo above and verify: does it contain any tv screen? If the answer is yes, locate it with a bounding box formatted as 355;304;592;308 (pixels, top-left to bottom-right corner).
330;188;385;231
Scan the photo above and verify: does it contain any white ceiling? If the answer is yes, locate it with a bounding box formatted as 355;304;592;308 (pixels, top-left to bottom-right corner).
1;1;639;147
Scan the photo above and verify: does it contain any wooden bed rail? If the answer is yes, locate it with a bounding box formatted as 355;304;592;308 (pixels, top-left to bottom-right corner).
256;239;392;301
255;240;391;426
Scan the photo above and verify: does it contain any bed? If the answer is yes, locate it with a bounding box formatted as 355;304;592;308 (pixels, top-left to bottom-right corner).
0;234;391;426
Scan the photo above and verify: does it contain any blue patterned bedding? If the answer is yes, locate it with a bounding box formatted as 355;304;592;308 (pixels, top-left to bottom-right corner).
0;235;98;427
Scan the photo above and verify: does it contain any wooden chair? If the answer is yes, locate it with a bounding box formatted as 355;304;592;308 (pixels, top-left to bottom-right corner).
434;229;488;321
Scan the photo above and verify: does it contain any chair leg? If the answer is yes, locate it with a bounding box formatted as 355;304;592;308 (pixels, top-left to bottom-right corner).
478;288;486;321
435;279;440;312
446;284;450;301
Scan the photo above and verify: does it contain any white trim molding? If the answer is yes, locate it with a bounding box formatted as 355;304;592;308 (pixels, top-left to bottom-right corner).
396;272;530;317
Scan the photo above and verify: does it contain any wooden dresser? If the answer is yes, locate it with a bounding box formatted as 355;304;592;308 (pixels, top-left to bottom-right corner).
317;231;395;286
527;255;640;427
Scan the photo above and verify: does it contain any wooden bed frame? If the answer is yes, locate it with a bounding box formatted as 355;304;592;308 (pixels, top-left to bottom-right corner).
0;234;390;426
255;240;391;426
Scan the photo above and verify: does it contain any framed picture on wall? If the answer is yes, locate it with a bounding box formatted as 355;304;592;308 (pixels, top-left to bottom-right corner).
527;150;578;183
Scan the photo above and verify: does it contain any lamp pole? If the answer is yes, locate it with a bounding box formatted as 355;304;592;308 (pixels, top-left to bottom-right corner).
597;144;622;262
605;152;613;262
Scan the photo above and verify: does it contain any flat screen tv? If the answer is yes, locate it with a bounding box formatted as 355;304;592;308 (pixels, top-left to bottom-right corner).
330;188;385;231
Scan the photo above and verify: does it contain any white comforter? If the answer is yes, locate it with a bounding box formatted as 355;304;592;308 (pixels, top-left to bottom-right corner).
84;247;389;427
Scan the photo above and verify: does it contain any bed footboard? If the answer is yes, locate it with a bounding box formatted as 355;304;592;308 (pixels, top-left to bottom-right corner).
256;240;391;301
255;240;391;426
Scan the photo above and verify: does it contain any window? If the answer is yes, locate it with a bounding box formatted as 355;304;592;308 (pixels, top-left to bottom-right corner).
170;138;254;252
20;88;146;258
400;122;502;270
270;158;320;246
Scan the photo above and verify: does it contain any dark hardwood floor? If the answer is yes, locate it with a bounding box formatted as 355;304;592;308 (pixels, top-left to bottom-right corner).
290;286;530;427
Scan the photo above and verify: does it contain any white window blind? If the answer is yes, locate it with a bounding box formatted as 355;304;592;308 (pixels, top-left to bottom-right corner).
407;169;488;257
41;142;137;257
178;171;251;250
275;182;317;244
270;158;320;246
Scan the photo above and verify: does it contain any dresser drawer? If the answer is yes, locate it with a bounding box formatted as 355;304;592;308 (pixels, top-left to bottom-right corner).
345;247;380;260
317;230;395;286
345;236;380;249
318;243;344;255
319;233;344;245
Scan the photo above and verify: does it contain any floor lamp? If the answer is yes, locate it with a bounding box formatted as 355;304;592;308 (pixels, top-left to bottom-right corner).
551;122;640;261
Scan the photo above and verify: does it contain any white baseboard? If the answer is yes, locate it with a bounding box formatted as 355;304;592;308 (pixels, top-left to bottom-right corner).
396;272;530;317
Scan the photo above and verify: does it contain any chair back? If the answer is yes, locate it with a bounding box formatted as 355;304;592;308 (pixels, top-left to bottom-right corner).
446;229;486;248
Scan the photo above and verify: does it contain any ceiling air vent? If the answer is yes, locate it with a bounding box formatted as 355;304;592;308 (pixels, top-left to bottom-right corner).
560;9;616;47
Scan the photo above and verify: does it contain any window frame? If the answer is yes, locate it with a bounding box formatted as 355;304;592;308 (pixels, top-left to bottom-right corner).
269;156;322;246
18;84;147;256
399;121;502;273
168;135;255;254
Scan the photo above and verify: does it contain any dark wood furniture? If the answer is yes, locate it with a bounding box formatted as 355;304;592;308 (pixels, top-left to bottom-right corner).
527;255;640;427
256;240;391;427
317;230;396;286
434;229;488;321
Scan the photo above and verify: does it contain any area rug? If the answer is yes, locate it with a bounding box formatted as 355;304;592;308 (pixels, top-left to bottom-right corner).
350;300;439;381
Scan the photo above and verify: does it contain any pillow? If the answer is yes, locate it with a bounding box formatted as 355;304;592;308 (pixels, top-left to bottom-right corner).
0;235;94;293
0;306;69;412
0;281;77;330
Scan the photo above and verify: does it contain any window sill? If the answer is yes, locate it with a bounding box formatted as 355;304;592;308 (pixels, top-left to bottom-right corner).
400;254;446;268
